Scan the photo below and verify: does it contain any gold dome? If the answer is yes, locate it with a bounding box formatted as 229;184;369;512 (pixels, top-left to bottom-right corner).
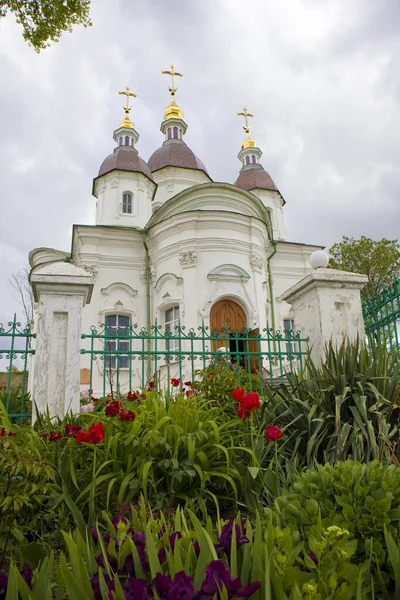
242;137;256;149
164;97;184;121
119;115;135;129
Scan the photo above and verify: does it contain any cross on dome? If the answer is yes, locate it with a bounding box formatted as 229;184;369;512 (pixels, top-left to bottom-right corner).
118;85;137;129
238;107;256;149
161;64;183;98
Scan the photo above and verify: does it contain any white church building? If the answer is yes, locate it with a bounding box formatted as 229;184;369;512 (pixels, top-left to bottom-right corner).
29;70;322;396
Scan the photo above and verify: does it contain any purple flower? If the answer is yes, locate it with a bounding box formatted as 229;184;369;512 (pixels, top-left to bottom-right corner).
90;573;114;600
111;515;128;531
195;560;260;598
153;571;195;600
158;531;183;565
0;573;8;594
218;518;249;554
20;567;33;589
122;577;149;600
309;551;318;566
90;526;99;542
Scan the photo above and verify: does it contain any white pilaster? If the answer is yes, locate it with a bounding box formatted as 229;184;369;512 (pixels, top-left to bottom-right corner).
30;263;94;419
280;268;368;363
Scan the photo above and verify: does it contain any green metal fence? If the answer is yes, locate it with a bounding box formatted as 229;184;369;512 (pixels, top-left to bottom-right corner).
362;278;400;350
81;320;308;397
0;314;35;421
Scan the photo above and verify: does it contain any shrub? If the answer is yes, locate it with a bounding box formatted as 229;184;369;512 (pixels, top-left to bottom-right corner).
274;460;400;596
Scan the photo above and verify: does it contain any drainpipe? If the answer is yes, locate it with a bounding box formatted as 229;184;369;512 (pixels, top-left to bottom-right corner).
142;238;152;382
265;211;278;351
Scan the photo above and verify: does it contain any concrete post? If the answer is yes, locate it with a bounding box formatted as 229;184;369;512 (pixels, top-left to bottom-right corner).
280;267;368;364
30;262;94;419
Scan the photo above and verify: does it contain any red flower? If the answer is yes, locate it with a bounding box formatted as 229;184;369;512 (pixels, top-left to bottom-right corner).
232;388;245;403
171;378;180;387
74;422;104;444
0;428;16;437
65;424;81;436
49;431;63;442
40;432;48;439
186;389;196;397
265;425;282;442
120;410;136;422
237;404;252;419
127;390;139;401
89;422;105;443
75;430;91;444
148;381;154;390
242;391;260;410
184;381;192;387
105;400;120;417
8;431;16;437
91;397;99;403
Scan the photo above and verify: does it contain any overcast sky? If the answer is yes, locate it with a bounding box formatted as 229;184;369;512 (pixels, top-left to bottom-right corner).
0;0;399;325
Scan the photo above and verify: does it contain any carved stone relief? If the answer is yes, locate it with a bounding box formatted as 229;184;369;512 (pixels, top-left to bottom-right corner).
179;250;198;267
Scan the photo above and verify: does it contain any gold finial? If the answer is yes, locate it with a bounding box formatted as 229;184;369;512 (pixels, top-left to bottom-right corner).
238;107;256;149
162;65;184;121
161;64;183;98
118;85;137;129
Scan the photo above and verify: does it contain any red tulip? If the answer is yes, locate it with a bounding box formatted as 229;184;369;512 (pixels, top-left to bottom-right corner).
265;425;282;442
49;431;63;442
89;422;105;443
232;388;245;403
171;378;180;387
120;410;136;422
65;424;81;436
105;400;120;417
75;430;91;444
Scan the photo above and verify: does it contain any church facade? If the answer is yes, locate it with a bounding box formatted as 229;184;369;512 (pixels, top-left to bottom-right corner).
29;72;322;394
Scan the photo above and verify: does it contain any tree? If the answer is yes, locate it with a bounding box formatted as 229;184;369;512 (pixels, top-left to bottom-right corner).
9;266;34;326
0;0;91;52
328;236;400;299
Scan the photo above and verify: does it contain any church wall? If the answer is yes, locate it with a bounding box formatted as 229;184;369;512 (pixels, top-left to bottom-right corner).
95;171;155;228
152;167;210;210
250;188;286;241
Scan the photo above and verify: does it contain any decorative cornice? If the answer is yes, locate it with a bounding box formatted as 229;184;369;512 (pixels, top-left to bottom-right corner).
154;272;184;292
179;250;198;267
140;262;156;283
207;264;250;281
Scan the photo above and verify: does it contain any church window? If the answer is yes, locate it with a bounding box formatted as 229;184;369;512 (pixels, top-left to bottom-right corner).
122;192;132;214
245;156;250;165
118;137;123;146
251;155;256;163
165;306;179;353
283;318;295;354
167;127;172;139
173;126;178;139
105;314;130;369
124;135;129;145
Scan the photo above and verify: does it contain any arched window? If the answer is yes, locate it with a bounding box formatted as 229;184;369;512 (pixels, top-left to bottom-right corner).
173;126;178;139
118;137;123;146
105;314;130;369
122;192;132;214
251;155;256;163
167;128;172;140
245;156;250;165
124;135;129;145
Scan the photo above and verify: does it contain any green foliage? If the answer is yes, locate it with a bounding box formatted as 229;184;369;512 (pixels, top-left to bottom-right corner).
0;387;31;423
0;0;91;52
328;235;400;298
0;429;58;568
275;460;400;596
259;339;400;468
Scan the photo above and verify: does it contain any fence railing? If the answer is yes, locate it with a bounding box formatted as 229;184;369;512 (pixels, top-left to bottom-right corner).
0;314;35;421
362;278;400;350
81;320;309;397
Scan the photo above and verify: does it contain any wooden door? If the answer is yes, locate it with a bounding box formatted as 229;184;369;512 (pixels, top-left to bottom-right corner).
248;328;261;373
210;300;246;350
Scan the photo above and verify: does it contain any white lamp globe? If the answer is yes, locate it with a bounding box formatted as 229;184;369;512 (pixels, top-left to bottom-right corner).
309;250;329;269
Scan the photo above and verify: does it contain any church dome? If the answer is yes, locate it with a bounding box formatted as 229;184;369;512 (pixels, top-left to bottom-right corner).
98;147;153;181
235;165;278;192
148;140;208;175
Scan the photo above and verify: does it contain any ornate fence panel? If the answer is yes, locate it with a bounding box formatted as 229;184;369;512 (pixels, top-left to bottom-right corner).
81;320;309;397
0;314;35;421
362;279;400;350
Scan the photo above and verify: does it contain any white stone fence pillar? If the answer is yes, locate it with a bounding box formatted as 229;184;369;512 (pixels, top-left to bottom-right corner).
280;257;368;365
30;263;94;419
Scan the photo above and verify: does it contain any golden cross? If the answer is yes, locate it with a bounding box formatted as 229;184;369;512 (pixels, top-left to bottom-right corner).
118;85;137;115
238;107;254;136
161;64;183;97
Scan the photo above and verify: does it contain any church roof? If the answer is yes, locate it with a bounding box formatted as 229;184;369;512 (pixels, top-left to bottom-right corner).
98;148;154;181
148;140;208;175
234;165;278;192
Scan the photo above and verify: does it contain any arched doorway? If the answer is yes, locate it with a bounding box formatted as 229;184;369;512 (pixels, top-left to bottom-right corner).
210;299;259;372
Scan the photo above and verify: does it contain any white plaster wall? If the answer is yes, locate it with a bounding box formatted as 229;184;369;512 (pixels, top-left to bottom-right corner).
95;171;156;228
250;189;286;241
152;167;210;210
